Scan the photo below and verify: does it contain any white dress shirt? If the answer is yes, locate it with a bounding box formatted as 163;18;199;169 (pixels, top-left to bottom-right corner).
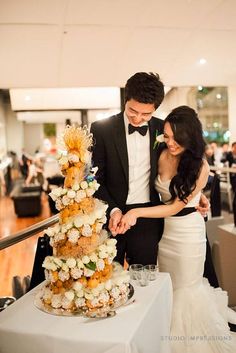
124;113;150;204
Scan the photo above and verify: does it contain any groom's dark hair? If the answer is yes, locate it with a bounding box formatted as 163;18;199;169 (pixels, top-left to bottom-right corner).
124;72;164;110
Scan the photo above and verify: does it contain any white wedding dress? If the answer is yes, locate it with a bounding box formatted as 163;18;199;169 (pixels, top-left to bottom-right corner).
155;175;236;353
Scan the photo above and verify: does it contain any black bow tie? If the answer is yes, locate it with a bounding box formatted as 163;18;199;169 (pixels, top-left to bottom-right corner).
128;124;148;136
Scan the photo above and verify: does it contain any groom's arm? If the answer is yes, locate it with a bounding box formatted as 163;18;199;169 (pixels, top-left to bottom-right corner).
90;121;119;215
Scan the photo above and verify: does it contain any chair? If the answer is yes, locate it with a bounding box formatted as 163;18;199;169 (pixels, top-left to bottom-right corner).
11;183;42;217
204;173;221;218
212;226;236;306
217;162;233;212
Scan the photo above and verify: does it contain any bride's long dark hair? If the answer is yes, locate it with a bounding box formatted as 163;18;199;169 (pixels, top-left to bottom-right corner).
165;106;206;203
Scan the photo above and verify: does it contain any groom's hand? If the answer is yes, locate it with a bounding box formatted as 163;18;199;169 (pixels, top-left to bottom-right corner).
109;209;123;236
116;210;138;234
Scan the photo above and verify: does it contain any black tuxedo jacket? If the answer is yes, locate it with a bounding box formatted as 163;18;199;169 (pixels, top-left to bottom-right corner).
90;112;164;214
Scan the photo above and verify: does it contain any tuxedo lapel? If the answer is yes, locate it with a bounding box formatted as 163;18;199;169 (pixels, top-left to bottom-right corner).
149;118;158;183
112;114;129;182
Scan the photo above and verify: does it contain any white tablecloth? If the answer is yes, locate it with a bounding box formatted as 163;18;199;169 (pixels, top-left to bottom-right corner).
0;272;172;353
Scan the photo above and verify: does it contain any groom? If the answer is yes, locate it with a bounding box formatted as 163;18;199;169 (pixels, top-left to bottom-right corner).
91;72;216;284
91;72;165;265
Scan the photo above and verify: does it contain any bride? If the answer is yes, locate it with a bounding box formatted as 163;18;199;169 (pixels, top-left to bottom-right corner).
117;106;236;352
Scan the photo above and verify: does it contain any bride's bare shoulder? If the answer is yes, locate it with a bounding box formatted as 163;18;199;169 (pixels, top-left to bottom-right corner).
201;159;210;174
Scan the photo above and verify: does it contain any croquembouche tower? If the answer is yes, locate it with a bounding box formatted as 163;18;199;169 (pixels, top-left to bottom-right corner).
35;125;130;317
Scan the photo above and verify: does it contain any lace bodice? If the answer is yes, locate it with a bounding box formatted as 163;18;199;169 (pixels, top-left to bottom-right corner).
155;174;201;207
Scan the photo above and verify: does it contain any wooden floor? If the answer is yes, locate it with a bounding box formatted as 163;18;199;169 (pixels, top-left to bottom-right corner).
0;192;51;297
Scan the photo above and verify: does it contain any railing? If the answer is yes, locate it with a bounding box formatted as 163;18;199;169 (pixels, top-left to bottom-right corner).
0;214;59;250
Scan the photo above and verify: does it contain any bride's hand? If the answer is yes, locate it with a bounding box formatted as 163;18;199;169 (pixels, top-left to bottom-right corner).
196;193;210;217
116;209;138;234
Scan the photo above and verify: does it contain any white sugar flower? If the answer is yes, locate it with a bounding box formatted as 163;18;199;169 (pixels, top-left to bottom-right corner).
91;298;99;307
66;222;73;230
106;256;113;265
51;187;63;198
43;258;57;271
73;281;83;292
62;195;70;206
98;251;107;259
81;224;92;237
75;297;85;307
44;227;55;237
90;180;99;191
82;255;90;264
86;188;95;197
66;258;77;268
91;287;100;297
106;238;117;247
67;228;80;244
70;268;83;279
61;263;69;272
67;190;76;199
61;297;73;310
90;253;98;262
106;245;114;254
98;291;109;303
61;225;68;233
84;292;94;300
96;259;105;271
42;287;52;301
74;216;83;228
54;232;66;243
51;294;62;308
64;290;75;301
76;290;85;298
99;244;107;253
84;268;94;277
110;287;120;299
58;270;70;282
72;183;80;191
80;181;88;190
54;258;63;267
55;199;63;210
77;259;84;268
75;190;86;202
61;188;68;195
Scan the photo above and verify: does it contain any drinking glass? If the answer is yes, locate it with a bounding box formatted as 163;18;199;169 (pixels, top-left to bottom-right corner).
144;264;158;281
129;264;143;280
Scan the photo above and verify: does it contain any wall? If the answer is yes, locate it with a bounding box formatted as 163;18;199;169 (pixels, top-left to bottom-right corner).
0;94;7;159
24;123;43;155
228;86;236;144
158;87;194;120
5;103;24;158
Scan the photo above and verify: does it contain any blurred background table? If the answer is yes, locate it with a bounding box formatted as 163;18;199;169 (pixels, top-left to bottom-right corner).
0;272;172;353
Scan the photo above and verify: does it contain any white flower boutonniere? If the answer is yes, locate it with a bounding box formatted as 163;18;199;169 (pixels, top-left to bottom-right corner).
153;132;165;149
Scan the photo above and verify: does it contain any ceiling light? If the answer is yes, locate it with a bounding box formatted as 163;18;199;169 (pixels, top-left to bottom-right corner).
216;93;222;99
199;58;207;65
198;85;203;91
24;95;31;101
